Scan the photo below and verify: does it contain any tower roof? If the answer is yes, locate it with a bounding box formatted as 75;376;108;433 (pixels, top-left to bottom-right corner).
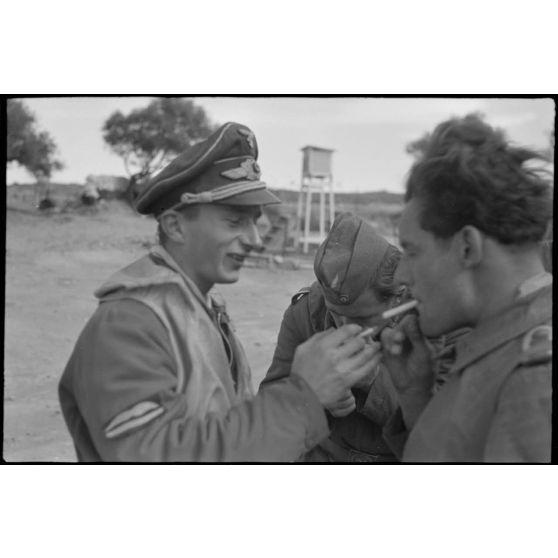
301;145;335;153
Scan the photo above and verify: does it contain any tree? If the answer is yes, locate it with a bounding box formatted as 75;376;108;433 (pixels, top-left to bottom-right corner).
102;98;217;184
7;99;64;181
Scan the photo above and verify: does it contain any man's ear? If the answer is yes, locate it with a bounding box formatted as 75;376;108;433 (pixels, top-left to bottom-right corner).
456;225;484;268
159;211;186;243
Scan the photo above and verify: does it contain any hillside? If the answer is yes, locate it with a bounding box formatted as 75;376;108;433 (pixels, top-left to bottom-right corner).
6;181;404;249
7;182;403;207
270;188;404;206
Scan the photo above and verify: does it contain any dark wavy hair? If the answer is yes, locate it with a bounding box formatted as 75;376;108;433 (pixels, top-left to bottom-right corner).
369;244;401;301
405;113;553;244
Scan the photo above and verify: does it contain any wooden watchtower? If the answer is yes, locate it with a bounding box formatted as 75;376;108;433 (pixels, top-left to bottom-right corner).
294;145;336;253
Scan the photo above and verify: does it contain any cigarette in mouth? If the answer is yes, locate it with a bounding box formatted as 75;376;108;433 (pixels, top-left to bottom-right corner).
358;300;418;339
381;299;418;320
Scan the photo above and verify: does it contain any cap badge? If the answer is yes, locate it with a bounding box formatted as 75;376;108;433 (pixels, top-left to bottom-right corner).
238;127;256;150
221;158;261;181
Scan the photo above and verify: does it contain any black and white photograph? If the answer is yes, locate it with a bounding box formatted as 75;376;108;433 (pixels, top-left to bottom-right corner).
4;96;554;463
2;2;557;555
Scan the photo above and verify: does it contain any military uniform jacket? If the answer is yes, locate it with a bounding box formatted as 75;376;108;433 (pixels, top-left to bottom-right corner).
59;246;328;462
262;282;399;462
385;273;553;463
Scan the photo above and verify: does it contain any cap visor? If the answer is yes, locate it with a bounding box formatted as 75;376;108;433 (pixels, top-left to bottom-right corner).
216;187;281;206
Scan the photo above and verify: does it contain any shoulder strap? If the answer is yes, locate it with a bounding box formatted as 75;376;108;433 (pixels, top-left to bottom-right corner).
291;287;311;305
519;325;552;366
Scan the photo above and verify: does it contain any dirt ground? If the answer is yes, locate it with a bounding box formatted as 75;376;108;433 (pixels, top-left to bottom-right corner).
4;202;315;462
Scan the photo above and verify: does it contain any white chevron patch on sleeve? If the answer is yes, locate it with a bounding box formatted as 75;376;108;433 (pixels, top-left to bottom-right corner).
104;401;165;439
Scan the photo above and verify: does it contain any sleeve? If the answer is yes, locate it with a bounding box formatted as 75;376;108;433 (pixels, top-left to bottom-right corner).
260;296;314;385
71;299;329;462
484;363;552;463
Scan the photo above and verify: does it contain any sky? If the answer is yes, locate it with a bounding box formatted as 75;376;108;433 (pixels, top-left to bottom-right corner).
6;96;555;194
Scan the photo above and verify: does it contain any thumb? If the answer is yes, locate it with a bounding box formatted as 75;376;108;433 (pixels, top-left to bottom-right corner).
400;314;427;347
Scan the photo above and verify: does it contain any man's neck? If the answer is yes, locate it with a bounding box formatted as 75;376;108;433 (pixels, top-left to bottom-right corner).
474;247;546;324
159;243;212;296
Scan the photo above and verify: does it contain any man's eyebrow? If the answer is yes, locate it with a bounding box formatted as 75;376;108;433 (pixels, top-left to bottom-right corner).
222;206;245;215
225;206;261;220
246;208;262;220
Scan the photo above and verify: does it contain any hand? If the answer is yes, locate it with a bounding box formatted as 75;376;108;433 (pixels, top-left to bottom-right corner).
380;314;434;427
327;389;356;417
292;324;382;410
352;341;382;392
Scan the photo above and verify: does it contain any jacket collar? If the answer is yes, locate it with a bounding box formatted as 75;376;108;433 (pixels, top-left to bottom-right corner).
452;274;552;374
96;245;214;313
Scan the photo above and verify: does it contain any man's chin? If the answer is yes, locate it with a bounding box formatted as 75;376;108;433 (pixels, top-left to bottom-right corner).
418;315;445;339
218;272;241;284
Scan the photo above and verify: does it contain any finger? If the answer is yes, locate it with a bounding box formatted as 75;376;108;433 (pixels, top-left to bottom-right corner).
367;340;382;353
319;323;362;347
397;315;431;358
330;401;356;417
329;399;355;413
387;343;403;356
329;396;356;417
336;338;382;361
334;392;354;405
334;335;367;359
335;348;377;387
380;326;406;356
345;349;383;385
399;314;424;344
380;326;402;347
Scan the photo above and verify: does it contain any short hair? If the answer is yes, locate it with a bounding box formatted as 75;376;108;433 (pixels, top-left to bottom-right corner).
369;244;401;301
405;113;553;244
157;221;168;246
157;204;201;246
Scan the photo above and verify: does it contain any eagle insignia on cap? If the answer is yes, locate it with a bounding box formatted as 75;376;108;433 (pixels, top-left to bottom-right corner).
221;159;261;181
238;128;256;150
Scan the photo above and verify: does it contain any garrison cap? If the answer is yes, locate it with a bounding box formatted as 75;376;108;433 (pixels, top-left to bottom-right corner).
134;122;281;216
314;213;390;315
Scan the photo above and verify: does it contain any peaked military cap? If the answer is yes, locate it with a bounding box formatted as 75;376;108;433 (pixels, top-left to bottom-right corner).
314;212;391;315
134;122;281;216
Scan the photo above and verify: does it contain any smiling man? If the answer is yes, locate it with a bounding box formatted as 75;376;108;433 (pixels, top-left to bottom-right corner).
59;122;380;462
381;114;553;463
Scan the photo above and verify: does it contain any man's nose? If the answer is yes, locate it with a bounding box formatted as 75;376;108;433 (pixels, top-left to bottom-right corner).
241;222;263;251
394;258;410;286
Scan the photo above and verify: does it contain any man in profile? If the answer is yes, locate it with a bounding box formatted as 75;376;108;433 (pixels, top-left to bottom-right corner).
381;113;552;462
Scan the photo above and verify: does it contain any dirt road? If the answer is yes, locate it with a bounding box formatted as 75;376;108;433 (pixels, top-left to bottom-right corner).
4;203;315;462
